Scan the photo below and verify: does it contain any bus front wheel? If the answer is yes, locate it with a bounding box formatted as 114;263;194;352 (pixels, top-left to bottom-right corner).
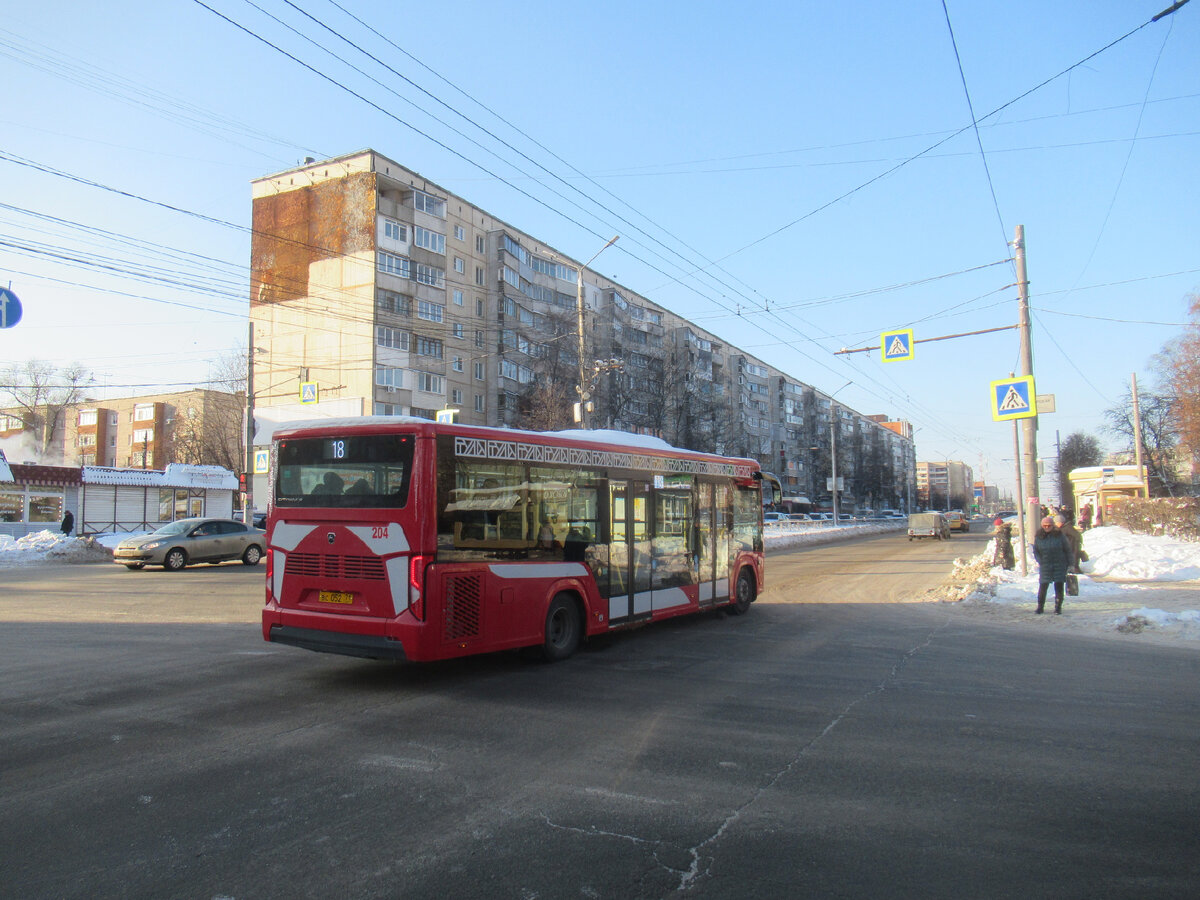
728;570;755;615
542;594;581;662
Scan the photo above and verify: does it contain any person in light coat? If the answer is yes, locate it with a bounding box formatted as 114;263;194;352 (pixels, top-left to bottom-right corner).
1032;516;1071;614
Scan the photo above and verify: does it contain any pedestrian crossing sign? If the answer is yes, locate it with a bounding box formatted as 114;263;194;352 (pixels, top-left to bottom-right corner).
880;329;914;362
990;375;1037;421
299;381;319;404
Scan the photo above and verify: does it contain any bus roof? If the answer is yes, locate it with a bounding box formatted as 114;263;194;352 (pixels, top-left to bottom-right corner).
272;416;760;471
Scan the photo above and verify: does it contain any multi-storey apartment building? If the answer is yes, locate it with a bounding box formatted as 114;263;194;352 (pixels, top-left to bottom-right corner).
0;389;242;470
916;460;975;510
248;150;916;512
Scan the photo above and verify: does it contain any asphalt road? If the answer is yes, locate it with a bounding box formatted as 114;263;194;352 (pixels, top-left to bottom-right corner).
2;532;1197;899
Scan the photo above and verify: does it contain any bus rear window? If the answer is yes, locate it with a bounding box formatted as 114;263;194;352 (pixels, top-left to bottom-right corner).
275;434;414;508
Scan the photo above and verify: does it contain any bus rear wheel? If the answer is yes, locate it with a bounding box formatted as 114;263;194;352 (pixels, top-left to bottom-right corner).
728;570;755;616
542;594;581;662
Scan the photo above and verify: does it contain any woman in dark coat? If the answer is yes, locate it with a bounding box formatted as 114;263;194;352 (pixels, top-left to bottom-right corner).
1032;515;1071;614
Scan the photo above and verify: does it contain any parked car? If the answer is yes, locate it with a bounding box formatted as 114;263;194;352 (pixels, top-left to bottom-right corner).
763;512;790;524
944;510;971;533
908;512;951;541
112;517;266;571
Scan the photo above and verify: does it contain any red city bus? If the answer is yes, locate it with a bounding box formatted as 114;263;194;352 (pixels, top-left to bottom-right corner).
262;418;764;663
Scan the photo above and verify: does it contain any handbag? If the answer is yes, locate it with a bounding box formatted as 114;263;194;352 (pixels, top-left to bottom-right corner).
1066;573;1079;596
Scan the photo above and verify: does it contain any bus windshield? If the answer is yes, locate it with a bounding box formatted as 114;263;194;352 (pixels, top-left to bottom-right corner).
274;433;415;508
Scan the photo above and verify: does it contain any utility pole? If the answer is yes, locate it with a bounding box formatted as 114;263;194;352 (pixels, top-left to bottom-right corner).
575;236;619;429
244;320;255;525
830;403;839;523
1131;372;1150;498
1014;225;1040;535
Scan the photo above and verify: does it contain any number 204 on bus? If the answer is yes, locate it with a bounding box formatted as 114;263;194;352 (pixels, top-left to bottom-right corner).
262;419;766;663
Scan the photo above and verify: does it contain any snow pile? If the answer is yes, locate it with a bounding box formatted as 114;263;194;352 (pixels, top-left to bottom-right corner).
0;530;112;566
1079;526;1200;581
957;526;1200;641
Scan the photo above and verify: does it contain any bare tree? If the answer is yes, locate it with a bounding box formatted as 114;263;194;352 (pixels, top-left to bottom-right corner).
1056;432;1103;504
1104;389;1178;496
516;378;573;432
0;359;93;460
1154;293;1200;458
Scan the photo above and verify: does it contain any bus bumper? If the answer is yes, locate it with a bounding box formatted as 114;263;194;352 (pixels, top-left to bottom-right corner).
266;624;409;661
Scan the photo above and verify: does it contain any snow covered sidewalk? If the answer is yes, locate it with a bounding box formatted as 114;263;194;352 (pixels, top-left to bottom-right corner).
943;526;1200;645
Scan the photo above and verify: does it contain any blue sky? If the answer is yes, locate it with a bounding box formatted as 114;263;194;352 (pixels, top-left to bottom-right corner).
1;0;1197;498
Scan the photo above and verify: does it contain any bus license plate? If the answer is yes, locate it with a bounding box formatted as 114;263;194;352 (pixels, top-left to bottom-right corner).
319;590;354;605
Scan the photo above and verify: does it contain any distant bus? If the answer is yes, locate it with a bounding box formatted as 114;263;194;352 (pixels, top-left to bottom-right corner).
262;418;765;663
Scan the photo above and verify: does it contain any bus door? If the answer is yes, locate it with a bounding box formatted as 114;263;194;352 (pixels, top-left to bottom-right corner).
606;480;652;624
713;483;732;602
695;482;716;606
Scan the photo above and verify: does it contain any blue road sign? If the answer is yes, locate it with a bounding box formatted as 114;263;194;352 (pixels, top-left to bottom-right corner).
0;288;22;329
990;375;1037;421
880;329;914;362
299;381;318;404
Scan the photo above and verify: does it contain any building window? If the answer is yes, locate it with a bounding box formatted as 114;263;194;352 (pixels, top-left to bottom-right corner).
377;326;409;350
78;410;98;426
476;235;485;253
475;330;485;348
375;366;403;388
413;225;446;254
376;288;411;316
77;433;97;447
451;389;463;404
452;322;464;339
475;266;485;286
454;256;464;274
378;251;410;279
416;336;444;359
417;300;444;322
133;405;155;422
414;371;443;394
476;298;484;317
413;189;445;217
453;289;463;306
454;224;465;241
383;218;406;242
474;362;485;380
413;263;445;287
452;355;464;372
132;428;154;444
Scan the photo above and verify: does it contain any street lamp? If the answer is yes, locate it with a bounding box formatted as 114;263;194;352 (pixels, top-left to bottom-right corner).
827;381;852;523
576;235;619;429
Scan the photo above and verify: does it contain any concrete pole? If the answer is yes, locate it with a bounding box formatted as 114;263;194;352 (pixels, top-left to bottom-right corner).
244;320;255;524
1012;414;1027;576
1131;372;1150;498
1014;225;1040;531
575;236;619;429
830;403;839;523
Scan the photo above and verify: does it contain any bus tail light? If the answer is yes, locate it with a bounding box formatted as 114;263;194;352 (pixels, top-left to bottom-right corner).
265;549;274;603
408;553;431;620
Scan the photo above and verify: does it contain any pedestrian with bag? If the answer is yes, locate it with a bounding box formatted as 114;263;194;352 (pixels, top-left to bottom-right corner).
1055;513;1084;597
1033;515;1071;615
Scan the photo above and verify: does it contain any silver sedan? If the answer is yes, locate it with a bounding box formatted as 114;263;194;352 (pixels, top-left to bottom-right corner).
112;517;265;571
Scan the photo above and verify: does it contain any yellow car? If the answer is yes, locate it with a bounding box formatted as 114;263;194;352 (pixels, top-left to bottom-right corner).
945;511;970;533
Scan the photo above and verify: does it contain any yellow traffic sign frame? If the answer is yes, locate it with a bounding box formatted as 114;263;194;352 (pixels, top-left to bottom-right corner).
880;329;914;362
990;375;1037;421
